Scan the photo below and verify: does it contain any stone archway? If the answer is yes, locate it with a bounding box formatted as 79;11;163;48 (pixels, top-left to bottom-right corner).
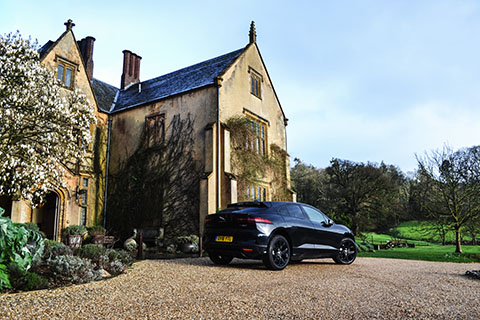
36;192;60;240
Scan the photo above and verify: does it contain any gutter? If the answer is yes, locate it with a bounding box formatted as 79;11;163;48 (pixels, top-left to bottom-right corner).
103;91;119;228
215;77;223;211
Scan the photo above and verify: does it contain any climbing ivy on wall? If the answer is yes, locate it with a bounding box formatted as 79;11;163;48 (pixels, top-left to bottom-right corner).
106;114;200;243
226;116;290;201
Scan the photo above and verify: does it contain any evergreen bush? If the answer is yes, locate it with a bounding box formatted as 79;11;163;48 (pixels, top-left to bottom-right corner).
47;255;101;284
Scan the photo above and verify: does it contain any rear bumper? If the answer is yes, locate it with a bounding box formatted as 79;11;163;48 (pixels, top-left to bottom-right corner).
205;241;267;259
204;229;269;260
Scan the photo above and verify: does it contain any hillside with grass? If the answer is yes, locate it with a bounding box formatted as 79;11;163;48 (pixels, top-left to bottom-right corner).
357;221;480;263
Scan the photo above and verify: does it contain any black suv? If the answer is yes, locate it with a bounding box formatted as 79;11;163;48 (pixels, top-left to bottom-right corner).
204;201;357;270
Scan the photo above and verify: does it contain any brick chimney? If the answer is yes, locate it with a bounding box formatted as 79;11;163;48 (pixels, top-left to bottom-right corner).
121;50;142;89
78;37;95;81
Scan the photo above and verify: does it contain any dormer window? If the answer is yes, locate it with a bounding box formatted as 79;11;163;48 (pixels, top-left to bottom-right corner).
56;60;75;88
249;67;262;99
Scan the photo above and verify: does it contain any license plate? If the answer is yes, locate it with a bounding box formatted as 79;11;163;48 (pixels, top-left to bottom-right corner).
216;236;233;242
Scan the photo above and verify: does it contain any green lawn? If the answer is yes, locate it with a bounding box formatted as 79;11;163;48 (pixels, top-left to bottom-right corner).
356;221;480;263
393;220;473;243
357;243;480;263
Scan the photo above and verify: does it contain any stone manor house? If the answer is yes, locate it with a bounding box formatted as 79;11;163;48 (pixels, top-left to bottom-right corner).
0;20;293;241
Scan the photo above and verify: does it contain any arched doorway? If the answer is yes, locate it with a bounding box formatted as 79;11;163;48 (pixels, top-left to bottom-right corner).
0;196;13;219
37;192;60;240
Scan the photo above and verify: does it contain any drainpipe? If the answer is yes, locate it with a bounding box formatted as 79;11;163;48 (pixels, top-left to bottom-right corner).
215;77;223;211
103;115;112;228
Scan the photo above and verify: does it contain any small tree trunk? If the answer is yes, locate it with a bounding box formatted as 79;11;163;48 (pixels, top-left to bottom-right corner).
455;226;462;253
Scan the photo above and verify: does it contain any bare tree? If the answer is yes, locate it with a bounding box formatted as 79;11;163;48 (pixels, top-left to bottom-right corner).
416;145;480;253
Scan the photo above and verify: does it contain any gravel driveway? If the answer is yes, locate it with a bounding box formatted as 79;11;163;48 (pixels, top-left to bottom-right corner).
1;257;479;319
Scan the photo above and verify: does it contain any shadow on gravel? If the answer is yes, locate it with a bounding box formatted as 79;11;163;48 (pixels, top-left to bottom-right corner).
162;257;337;271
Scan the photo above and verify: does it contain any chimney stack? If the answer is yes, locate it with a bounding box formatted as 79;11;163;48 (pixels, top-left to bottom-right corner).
78;36;95;81
121;50;142;89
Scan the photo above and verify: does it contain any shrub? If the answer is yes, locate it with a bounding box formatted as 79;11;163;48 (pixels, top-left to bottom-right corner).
87;225;106;236
102;249;133;275
0;263;11;291
42;241;72;260
105;260;125;275
77;244;107;267
113;249;134;266
47;255;101;284
0;211;44;271
175;235;199;245
15;222;41;234
8;264;49;291
63;225;87;236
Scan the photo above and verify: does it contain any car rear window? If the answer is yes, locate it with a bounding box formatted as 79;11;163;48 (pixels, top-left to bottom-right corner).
279;204;305;220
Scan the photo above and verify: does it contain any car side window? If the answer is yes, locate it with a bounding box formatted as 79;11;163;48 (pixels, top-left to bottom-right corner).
302;206;328;224
278;206;289;216
285;204;306;220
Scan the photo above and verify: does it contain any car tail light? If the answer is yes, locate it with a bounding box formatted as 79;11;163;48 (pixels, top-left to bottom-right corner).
249;217;272;224
242;248;253;252
235;216;272;224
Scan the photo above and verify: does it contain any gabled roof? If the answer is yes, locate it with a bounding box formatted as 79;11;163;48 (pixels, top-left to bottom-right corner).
91;78;118;113
38;40;55;59
111;47;245;113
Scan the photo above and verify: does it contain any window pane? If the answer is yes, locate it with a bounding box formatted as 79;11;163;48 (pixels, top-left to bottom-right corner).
262;188;266;201
303;206;327;224
286;204;305;219
65;67;72;87
81;190;88;205
82;178;89;187
57;64;64;82
80;207;87;226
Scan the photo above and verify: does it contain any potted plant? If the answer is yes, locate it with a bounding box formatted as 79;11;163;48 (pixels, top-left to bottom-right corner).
87;225;106;245
63;225;87;249
175;235;199;253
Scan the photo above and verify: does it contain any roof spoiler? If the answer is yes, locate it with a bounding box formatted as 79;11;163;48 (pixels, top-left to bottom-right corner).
227;201;270;208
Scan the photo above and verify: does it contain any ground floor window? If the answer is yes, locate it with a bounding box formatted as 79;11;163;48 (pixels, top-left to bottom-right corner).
80;207;87;226
247;184;267;201
78;176;89;225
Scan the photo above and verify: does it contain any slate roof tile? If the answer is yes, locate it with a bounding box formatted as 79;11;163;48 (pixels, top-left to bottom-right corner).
91;78;119;113
111;47;245;113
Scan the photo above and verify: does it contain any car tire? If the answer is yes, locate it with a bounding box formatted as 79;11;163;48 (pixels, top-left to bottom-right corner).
333;238;357;265
263;235;291;270
208;252;233;265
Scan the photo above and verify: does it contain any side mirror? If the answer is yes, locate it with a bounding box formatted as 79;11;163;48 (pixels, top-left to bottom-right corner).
322;219;334;227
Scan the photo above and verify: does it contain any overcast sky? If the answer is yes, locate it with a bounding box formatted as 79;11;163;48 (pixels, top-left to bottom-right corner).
1;0;479;174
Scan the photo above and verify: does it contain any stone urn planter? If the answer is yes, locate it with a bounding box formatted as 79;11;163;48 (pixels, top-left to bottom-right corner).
63;225;87;249
67;234;82;249
88;225;107;245
175;235;200;254
179;242;198;253
92;235;105;245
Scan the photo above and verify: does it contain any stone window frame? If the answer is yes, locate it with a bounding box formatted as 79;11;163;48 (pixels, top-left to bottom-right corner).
145;113;166;147
244;109;268;156
78;176;89;226
247;183;268;201
248;67;263;99
55;55;78;89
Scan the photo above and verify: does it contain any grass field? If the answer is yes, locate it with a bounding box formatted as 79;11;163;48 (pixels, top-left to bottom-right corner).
393;221;473;243
357;243;480;263
357;221;480;263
